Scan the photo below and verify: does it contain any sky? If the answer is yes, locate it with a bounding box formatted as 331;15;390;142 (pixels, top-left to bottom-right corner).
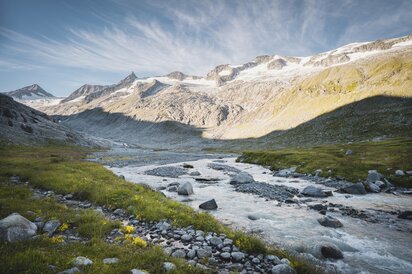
0;0;411;96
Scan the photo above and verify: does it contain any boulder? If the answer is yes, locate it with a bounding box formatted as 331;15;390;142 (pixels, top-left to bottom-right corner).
73;256;93;266
314;169;322;177
0;213;37;242
231;251;245;262
271;264;297;274
189;171;201;176
199;199;218;210
277;167;296;176
177;182;194;195
321;244;344;259
317;216;343;228
366;170;383;183
103;258;119;264
365;182;380;193
300;186;327;198
345;150;353;155
341;183;367;195
209;236;223;246
395;170;405;176
398;211;412;220
163;262;176;272
183;163;194;169
171;249;186;258
230;172;255;185
43;220;61;236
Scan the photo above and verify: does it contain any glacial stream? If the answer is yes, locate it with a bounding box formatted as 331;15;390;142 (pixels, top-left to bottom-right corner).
97;148;412;274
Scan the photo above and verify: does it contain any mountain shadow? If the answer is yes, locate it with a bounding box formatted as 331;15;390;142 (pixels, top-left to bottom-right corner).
53;95;412;151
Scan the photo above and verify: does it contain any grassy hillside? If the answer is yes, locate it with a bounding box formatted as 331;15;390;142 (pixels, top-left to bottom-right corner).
0;144;320;273
238;138;412;187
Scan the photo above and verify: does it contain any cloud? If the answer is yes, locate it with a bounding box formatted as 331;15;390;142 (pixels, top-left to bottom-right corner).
1;0;411;76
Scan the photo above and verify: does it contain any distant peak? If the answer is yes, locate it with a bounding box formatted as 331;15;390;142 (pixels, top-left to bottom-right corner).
166;71;188;81
28;84;41;90
119;72;137;85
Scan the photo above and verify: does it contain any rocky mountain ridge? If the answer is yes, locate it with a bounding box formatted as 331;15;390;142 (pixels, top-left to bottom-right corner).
13;34;412;147
3;84;55;100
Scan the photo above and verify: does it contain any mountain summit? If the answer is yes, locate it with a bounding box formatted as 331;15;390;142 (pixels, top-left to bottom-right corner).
4;84;55;100
119;72;137;85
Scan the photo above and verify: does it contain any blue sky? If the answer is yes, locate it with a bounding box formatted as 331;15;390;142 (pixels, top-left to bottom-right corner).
1;0;411;96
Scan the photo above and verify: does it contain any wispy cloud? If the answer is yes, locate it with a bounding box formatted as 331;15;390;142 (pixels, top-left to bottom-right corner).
1;0;411;77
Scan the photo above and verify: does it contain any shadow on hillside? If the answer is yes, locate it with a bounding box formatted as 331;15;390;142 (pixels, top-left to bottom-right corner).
54;95;412;151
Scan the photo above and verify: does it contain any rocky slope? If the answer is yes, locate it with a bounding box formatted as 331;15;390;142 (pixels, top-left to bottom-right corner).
3;84;55;100
19;34;412;147
0;94;94;146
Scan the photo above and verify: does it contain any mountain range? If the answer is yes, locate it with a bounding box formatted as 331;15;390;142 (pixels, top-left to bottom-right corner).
3;34;412;149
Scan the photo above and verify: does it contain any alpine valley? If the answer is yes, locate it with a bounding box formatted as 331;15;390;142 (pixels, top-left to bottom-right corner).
1;34;411;274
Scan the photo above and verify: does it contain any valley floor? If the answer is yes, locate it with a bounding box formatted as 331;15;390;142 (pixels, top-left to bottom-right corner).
0;144;317;274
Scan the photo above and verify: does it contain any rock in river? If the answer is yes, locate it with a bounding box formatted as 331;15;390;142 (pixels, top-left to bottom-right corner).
321;244;344;259
317;216;343;228
0;213;37;242
177;182;194;195
199;199;218;210
144;166;187;178
340;183;367;195
300;186;328;198
230;172;255;185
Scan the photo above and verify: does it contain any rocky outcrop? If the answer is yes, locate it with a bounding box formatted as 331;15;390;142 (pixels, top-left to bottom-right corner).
61;84;108;103
267;58;286;70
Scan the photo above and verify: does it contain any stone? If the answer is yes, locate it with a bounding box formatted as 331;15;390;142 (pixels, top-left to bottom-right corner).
177;182;194;195
345;150;353;155
365;182;380;193
163;262;176;271
374;181;386;188
0;213;37;242
398;211;412;220
58;267;80;274
181;234;192;242
167;186;178;192
196;248;212;258
103;258;119;264
145;166;187;178
43;220;61;236
209;236;223;246
113;208;125;215
252;257;260;264
277;167;296;176
341;183;367;195
189;171;201;176
314;169;322;177
395;170;405;176
271;264;297;274
366;170;383;183
187;249;196;259
172;249;186;258
230;172;255;185
130;269;147;274
223;238;233;246
73;256;93;266
220;252;231;260
320;245;343;259
317;216;343;228
310;204;327;211
300;186;327;198
183;163;194;169
199;199;218;210
231;251;245;262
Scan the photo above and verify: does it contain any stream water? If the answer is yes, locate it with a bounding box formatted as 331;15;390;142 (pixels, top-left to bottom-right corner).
97;147;412;274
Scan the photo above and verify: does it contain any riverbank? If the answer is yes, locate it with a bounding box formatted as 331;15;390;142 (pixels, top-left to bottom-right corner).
0;144;318;273
238;138;412;187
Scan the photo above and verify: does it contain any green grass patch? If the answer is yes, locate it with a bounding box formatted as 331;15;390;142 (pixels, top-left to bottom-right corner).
0;143;321;273
0;184;204;274
238;138;412;187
